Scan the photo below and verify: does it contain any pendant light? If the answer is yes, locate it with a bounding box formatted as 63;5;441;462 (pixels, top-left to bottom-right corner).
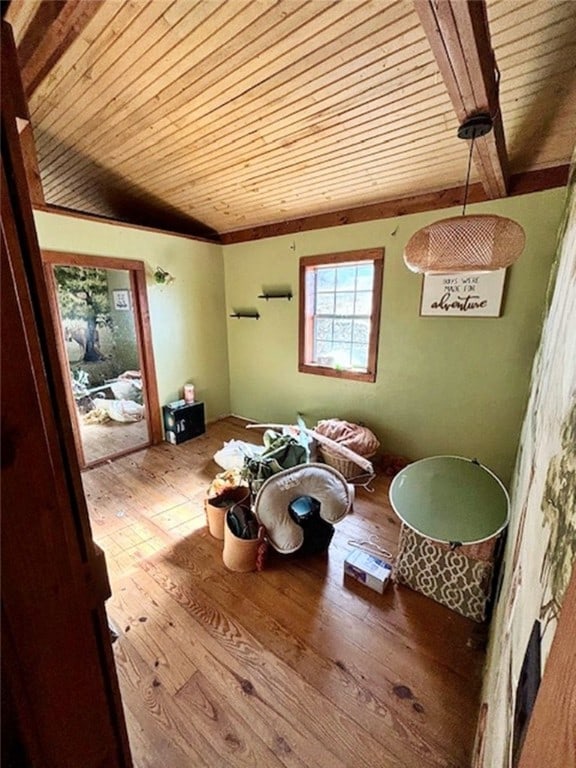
403;115;526;274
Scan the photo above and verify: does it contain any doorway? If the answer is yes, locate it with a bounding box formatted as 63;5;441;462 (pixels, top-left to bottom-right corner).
42;250;162;468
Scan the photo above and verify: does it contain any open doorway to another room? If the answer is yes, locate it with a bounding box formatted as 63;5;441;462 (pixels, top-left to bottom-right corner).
42;251;162;468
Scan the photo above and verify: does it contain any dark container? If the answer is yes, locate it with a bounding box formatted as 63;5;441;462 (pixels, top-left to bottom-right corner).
163;400;205;444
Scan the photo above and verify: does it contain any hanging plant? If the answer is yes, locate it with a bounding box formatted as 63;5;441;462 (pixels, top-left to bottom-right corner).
154;266;174;285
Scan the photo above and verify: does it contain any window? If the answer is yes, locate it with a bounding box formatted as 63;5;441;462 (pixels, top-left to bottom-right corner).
299;249;384;382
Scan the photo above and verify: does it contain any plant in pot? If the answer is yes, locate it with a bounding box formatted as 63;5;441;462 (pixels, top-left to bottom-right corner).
205;469;249;540
205;467;266;572
153;266;174;285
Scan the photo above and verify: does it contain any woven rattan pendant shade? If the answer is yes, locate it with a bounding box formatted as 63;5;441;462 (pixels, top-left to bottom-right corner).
404;213;526;274
403;114;526;274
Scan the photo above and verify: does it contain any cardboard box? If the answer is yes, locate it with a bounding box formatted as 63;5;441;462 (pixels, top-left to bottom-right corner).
344;549;392;594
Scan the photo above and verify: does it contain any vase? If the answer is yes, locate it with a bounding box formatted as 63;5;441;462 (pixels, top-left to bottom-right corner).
205;486;249;540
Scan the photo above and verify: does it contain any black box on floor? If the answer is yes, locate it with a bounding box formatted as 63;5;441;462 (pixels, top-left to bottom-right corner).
163;400;205;444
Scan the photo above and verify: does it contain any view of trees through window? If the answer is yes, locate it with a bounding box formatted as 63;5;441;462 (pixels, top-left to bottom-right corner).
312;261;374;370
53;264;148;465
299;248;384;383
55;266;112;365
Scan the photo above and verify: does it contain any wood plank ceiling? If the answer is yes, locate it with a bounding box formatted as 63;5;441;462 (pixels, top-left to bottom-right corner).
5;0;576;240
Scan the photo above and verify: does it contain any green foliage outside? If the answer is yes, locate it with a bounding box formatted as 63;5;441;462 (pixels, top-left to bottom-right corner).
55;266;139;389
55;266;111;363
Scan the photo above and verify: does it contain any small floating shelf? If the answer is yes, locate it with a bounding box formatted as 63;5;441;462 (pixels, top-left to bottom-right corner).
257;292;293;301
229;311;260;319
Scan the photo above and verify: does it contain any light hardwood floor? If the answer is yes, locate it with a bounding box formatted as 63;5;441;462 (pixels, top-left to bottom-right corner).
79;412;149;465
83;417;484;768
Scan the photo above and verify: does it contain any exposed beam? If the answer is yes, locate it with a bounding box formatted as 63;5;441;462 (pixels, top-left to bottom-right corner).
18;122;45;205
414;0;509;199
220;166;569;244
2;17;44;205
18;0;103;97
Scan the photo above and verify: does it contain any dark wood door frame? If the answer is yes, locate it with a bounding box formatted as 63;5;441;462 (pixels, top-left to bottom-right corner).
1;19;132;767
42;250;162;469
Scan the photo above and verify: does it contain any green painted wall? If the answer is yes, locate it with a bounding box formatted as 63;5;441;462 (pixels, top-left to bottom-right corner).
223;189;566;485
34;212;231;421
33;188;566;484
106;268;139;374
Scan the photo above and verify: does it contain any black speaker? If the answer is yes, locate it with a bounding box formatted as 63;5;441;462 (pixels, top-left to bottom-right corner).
163;400;205;445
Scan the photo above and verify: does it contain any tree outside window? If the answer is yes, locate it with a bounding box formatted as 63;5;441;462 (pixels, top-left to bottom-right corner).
299;249;384;382
54;266;111;363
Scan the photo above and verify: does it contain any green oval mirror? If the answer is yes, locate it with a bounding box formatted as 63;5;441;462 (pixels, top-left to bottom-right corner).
389;456;509;545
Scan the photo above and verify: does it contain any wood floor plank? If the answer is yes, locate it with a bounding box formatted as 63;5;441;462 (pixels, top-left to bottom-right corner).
85;417;484;768
139;556;455;768
158;533;475;766
105;539;170;584
176;671;287;768
175;647;355;768
109;578;198;696
115;568;355;768
114;641;211;768
122;708;176;768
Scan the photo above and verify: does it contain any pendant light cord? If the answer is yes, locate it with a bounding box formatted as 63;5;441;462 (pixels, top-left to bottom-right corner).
462;134;475;217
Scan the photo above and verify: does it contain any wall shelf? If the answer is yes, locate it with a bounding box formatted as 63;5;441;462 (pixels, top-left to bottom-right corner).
257;292;293;301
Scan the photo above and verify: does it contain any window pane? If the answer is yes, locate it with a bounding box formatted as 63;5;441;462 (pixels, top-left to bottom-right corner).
333;319;352;342
352;319;370;344
336;266;356;291
314;340;334;361
351;343;369;369
334;291;355;315
331;345;351;368
315;318;333;340
316;267;335;292
356;264;373;290
354;291;372;315
300;250;382;381
316;293;334;314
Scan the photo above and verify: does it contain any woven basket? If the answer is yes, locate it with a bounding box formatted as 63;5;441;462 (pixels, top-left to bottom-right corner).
319;446;375;482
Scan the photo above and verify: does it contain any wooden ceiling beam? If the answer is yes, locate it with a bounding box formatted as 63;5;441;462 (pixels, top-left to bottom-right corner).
18;122;45;206
18;0;103;97
414;0;509;198
220;166;569;244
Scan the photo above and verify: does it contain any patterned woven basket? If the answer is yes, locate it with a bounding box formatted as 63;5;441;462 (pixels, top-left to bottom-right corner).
319;445;376;481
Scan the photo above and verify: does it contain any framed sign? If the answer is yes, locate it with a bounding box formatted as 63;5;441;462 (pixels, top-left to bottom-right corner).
420;269;506;317
112;288;131;311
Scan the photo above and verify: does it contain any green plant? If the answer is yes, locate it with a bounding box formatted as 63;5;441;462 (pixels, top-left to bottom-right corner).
55;266;111;362
154;266;174;285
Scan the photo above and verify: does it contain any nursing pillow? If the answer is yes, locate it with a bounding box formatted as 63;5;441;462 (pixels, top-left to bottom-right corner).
253;463;353;553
